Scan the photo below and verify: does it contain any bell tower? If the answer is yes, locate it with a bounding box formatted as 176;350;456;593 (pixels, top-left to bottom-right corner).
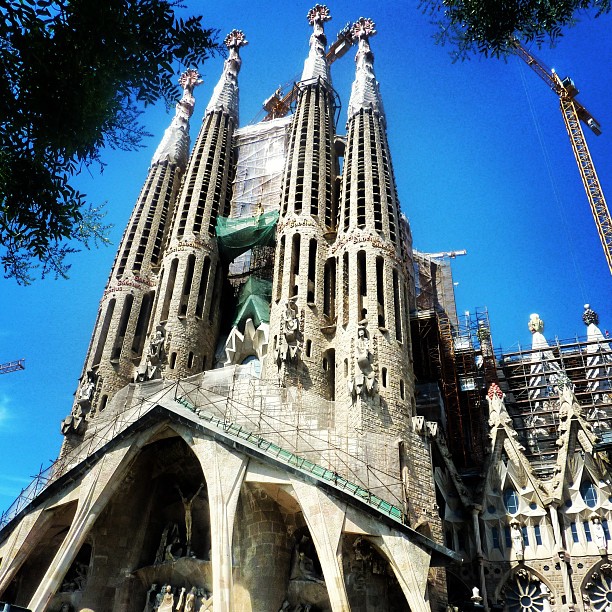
265;5;339;399
63;69;202;441
147;30;248;380
333;18;414;434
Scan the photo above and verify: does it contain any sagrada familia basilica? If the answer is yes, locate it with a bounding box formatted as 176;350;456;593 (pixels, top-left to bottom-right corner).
0;6;611;612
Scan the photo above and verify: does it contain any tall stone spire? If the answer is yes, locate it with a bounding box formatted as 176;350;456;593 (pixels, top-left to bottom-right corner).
300;4;331;83
264;5;338;393
333;18;413;436
146;30;247;381
151;69;202;166
347;17;384;121
61;70;204;443
582;304;612;406
206;29;248;120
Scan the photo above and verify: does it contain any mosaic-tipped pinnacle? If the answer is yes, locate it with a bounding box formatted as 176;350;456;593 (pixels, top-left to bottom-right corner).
307;4;331;26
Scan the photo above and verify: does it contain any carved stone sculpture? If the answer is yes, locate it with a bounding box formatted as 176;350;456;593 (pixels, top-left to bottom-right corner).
510;520;524;560
158;585;174;612
76;369;97;410
176;483;204;556
136;325;170;382
348;323;377;399
184;587;197;612
592;515;607;553
200;592;214;611
276;299;302;368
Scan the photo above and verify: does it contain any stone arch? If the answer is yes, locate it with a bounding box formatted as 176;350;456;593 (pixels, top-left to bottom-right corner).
75;428;212;612
0;501;78;608
343;533;411;611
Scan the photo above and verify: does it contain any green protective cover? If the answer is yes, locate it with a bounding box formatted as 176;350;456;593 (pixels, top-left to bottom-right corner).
232;276;273;328
216;209;279;262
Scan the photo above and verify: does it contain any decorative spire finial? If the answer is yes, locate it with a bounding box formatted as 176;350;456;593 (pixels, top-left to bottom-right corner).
351;16;377;41
583;304;600;326
150;68;202;166
528;313;544;334
487;383;503;400
224;29;248;52
347;17;384;121
205;29;247;120
307;4;331;27
301;5;331;83
178;68;203;93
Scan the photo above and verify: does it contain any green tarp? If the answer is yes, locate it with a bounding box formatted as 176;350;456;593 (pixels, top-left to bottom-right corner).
232;277;273;328
216;210;279;262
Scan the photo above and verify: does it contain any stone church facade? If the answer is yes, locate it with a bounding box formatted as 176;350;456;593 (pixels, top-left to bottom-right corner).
1;6;612;612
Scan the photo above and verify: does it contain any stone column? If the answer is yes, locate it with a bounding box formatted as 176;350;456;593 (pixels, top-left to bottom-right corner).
471;506;489;612
290;479;350;612
549;505;575;607
190;438;247;612
377;531;432;612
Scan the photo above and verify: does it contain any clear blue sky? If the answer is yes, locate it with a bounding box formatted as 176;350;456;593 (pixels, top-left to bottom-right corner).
1;2;611;511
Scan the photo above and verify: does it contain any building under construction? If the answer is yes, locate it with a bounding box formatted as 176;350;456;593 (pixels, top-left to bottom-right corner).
1;7;612;612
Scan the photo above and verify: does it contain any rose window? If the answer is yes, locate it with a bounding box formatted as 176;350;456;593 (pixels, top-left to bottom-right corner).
505;573;548;612
584;566;612;610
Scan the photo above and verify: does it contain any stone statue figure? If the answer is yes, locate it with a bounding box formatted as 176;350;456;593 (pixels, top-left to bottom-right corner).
176;483;205;555
276;298;302;368
136;325;170;382
592;515;607;553
176;586;186;611
510;521;524;560
76;370;97;410
158;585;174;612
184;587;197;612
155;522;179;564
348;323;377;398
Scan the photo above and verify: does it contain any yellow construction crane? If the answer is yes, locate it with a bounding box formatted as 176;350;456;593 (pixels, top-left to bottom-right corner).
261;23;355;121
513;41;612;274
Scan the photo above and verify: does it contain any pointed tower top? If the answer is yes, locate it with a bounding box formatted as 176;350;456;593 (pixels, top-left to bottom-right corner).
301;5;331;83
347;17;385;122
583;304;600;326
151;68;203;167
527;312;552;354
582;304;611;350
205;29;248;120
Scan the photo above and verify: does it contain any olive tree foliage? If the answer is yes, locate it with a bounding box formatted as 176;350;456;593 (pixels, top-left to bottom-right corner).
0;0;222;284
419;0;611;59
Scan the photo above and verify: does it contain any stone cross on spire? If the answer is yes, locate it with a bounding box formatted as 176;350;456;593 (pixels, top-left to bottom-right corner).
205;29;248;120
151;68;203;167
347;17;385;122
301;4;332;84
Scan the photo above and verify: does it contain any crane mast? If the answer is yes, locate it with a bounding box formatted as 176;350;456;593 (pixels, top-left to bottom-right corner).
513;41;612;274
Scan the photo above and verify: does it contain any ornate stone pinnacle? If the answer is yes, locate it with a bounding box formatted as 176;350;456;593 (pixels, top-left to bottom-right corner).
528;313;544;334
178;69;203;92
352;17;377;41
224;29;248;50
487;383;503;400
583;303;600;326
307;4;331;26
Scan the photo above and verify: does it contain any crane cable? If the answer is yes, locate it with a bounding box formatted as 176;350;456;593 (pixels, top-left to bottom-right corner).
515;55;588;302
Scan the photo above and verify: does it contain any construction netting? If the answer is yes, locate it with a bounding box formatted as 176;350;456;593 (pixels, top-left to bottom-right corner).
232;276;273;328
229;117;292;219
216;209;279;263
